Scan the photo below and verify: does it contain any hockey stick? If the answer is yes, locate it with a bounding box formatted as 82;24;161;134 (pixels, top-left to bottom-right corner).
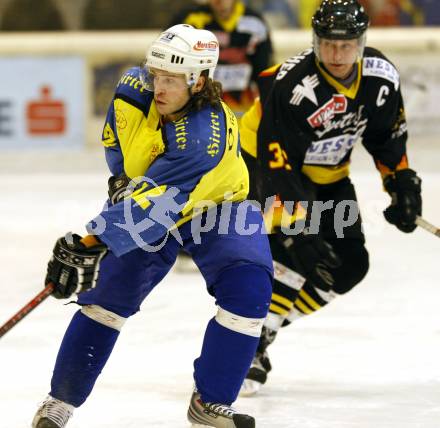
415;216;440;238
0;282;54;339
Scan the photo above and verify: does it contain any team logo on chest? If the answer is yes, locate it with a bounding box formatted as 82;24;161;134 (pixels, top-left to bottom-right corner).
307;94;347;128
290;74;320;106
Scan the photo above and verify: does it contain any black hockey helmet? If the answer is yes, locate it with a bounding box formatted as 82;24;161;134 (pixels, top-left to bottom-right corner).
312;0;370;40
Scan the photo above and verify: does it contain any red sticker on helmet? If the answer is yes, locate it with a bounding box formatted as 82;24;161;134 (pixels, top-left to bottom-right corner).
193;41;219;51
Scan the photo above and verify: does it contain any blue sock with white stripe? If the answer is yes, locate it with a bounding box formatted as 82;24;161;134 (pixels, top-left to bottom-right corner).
194;318;258;405
50;310;120;407
194;265;272;404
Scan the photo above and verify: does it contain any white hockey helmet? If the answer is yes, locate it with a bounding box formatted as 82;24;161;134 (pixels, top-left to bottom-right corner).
142;24;219;89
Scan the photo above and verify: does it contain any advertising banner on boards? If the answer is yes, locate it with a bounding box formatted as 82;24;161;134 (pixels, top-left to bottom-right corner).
0;57;85;149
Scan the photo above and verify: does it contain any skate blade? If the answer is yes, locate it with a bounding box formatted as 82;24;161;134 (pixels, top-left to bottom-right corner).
239;379;262;397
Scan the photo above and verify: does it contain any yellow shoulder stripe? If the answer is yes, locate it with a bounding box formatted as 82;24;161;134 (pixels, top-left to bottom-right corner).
113;98;164;179
239;98;262;158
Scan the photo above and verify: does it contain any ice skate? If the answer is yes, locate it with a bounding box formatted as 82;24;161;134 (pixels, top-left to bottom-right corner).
187;390;255;428
32;396;74;428
239;350;272;397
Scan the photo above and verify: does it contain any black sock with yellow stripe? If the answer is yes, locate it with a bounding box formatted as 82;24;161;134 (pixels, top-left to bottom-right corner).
281;281;338;326
268;279;299;318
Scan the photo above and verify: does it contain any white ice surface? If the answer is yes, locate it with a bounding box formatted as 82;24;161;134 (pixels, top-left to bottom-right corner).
0;144;439;428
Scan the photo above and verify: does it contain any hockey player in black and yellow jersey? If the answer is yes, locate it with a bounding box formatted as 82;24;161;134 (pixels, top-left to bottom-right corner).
239;0;423;396
170;0;273;117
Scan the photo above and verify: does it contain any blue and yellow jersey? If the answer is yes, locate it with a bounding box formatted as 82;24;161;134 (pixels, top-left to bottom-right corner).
88;67;249;256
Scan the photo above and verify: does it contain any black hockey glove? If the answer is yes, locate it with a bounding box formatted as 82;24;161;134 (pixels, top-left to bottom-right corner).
45;233;107;299
108;173;131;205
279;232;341;292
383;169;422;233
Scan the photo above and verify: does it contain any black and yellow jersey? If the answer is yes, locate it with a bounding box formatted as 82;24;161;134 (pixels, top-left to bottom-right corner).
241;47;410;206
170;1;273;116
89;67;248;256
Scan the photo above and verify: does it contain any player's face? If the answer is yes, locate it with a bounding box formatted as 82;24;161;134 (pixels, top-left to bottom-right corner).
209;0;236;20
319;38;359;79
151;68;190;119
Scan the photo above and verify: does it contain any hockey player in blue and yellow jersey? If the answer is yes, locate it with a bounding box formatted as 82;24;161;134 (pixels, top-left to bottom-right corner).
32;24;273;428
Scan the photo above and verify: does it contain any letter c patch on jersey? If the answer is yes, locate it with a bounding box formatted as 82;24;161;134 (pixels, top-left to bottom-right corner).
377;85;390;107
